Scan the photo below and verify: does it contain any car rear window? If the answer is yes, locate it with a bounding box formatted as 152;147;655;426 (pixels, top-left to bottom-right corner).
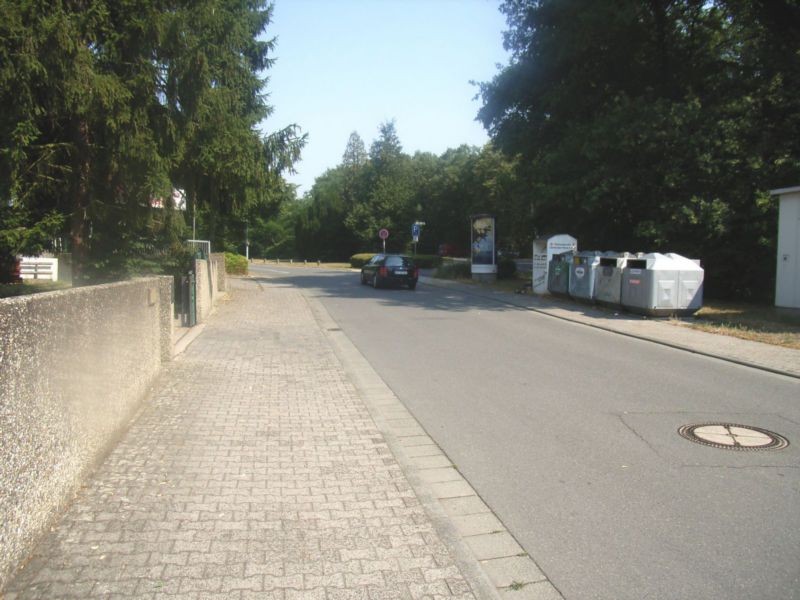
385;256;411;267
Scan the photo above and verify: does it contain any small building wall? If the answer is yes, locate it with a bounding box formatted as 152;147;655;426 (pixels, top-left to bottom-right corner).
0;277;173;589
772;186;800;309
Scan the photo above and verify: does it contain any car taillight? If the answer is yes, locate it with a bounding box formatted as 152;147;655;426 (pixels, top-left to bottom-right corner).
379;267;388;277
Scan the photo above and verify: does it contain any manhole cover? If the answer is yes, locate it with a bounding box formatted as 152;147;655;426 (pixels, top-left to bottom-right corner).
678;423;789;451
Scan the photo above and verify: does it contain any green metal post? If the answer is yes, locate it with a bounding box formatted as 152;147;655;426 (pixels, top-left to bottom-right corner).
188;272;197;327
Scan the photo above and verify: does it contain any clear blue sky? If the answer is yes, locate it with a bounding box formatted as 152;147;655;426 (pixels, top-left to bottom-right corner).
262;0;510;195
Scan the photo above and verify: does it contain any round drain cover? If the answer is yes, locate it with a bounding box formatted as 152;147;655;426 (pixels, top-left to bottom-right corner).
678;423;789;451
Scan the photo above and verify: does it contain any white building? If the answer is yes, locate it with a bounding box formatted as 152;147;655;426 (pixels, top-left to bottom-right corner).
771;186;800;309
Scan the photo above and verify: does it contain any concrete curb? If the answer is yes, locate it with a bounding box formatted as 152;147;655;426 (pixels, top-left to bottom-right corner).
419;276;800;381
306;294;565;599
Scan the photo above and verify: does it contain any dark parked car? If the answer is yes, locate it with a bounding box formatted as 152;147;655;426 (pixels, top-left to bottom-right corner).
360;254;418;290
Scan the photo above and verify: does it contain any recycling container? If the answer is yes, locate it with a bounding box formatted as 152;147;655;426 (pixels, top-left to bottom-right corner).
621;253;704;316
532;234;578;294
667;253;704;313
547;251;574;296
594;252;635;307
568;251;603;302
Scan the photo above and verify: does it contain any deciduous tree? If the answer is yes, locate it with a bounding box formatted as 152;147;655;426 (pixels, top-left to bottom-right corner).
477;0;800;298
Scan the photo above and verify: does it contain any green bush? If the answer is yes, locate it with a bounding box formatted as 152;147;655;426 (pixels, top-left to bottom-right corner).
497;257;518;280
225;252;248;275
434;260;471;280
350;253;377;268
350;252;442;269
411;254;443;269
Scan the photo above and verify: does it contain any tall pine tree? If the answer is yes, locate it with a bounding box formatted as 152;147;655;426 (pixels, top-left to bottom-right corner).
0;0;304;281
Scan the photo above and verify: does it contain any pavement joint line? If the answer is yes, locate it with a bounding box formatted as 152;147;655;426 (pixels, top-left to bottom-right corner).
307;290;563;600
480;556;547;590
420;276;800;380
171;323;206;357
464;532;525;562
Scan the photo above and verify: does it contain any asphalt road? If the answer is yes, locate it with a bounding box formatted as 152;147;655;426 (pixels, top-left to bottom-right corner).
251;265;800;600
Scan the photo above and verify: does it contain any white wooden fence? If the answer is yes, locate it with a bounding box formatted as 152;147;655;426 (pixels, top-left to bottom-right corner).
20;257;58;281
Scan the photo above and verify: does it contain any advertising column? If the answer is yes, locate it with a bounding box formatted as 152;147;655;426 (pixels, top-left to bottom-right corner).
470;214;497;282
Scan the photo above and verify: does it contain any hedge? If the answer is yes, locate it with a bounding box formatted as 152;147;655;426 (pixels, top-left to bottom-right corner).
224;252;248;275
350;253;376;268
349;253;442;269
434;261;471;280
412;254;443;269
497;257;518;279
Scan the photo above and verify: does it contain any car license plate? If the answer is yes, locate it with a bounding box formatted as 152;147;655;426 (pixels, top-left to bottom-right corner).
394;270;407;275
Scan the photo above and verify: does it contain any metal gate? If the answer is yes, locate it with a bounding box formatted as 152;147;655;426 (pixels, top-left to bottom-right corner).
174;239;210;327
173;272;196;327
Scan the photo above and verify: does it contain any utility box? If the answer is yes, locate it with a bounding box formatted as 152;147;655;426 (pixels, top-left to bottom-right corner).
595;253;634;307
569;251;603;302
532;234;578;294
547;251;574;296
621;253;704;316
771;186;800;309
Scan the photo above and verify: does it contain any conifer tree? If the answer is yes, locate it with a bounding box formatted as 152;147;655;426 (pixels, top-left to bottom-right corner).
0;0;304;281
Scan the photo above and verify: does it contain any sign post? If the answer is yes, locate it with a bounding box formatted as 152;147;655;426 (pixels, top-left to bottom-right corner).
379;228;389;253
411;221;425;256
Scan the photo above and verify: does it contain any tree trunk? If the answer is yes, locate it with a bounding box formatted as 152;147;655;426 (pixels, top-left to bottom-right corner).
70;118;91;284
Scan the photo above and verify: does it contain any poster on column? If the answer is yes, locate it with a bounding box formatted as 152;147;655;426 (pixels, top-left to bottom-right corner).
471;215;495;266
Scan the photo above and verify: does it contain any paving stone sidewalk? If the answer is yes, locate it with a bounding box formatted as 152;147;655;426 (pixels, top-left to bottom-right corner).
5;278;486;599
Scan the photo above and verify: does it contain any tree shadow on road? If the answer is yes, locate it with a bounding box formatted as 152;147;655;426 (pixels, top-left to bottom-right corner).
246;267;654;324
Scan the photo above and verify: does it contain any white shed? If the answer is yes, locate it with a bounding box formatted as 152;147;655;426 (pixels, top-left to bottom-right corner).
771;186;800;309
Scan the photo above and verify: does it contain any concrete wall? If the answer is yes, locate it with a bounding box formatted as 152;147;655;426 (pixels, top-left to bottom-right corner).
195;256;227;324
211;253;227;293
195;258;213;323
0;277;173;589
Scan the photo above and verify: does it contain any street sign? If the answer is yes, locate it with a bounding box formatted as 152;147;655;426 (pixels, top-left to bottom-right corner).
379;228;389;240
411;224;420;238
